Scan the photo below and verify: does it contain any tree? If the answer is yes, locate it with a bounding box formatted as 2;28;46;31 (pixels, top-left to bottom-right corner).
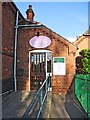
79;49;90;74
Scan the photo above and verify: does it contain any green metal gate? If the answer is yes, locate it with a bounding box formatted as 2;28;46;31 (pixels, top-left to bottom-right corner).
75;74;90;118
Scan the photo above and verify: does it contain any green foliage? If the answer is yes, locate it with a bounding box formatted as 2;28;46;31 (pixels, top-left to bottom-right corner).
79;49;90;74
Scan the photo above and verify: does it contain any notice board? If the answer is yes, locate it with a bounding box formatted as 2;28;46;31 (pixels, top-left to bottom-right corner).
53;57;66;75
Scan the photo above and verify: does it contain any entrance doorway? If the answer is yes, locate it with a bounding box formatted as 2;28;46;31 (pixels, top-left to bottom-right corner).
29;50;52;90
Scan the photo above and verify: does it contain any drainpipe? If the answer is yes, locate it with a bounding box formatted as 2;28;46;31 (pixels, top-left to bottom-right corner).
14;10;19;92
14;13;42;92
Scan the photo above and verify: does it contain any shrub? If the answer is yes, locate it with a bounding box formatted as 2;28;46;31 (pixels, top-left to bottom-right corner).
79;49;90;74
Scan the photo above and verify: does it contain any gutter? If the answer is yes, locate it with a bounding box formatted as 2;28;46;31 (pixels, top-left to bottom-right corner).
17;24;42;28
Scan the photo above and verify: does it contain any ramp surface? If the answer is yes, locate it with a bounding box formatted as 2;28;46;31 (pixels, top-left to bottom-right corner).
2;90;36;118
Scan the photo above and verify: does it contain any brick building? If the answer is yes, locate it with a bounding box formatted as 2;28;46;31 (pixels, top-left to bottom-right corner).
74;28;90;57
2;2;76;95
2;2;23;93
73;29;90;74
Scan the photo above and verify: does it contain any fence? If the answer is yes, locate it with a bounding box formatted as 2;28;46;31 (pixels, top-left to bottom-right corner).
75;74;90;118
22;74;51;119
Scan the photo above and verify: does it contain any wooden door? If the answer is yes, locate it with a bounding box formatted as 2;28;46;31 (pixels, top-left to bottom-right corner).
30;52;46;90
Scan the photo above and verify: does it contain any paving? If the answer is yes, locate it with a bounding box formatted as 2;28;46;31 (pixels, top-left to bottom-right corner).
2;90;36;118
43;92;88;119
65;93;88;119
49;93;71;119
2;91;88;119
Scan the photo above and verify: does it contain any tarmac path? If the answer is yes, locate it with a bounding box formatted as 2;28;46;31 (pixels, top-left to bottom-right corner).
2;91;36;118
49;94;71;119
2;91;88;119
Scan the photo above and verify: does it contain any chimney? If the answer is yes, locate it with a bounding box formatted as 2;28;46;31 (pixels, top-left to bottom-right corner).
26;5;35;21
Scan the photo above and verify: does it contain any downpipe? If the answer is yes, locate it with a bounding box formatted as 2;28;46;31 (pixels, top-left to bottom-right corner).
14;10;19;92
14;11;42;92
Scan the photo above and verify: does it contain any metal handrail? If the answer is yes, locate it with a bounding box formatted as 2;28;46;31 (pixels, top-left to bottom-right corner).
22;74;50;119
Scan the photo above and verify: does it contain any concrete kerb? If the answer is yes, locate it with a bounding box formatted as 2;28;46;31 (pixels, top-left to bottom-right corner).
66;93;88;118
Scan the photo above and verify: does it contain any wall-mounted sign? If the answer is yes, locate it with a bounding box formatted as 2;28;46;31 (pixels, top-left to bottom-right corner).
53;57;66;75
29;36;51;48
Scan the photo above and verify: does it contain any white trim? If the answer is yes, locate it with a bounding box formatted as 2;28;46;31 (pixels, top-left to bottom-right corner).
46;52;52;77
29;50;51;53
29;50;52;91
46;52;52;91
29;52;30;91
46;52;47;79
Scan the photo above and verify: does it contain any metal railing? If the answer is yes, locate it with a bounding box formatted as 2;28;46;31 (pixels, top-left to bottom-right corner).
22;74;51;119
75;74;90;118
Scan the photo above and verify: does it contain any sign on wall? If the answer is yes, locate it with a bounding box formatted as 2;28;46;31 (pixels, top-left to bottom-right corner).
29;36;51;48
53;57;66;75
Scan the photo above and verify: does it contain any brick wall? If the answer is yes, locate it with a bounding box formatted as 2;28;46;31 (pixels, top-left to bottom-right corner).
17;26;76;94
74;34;90;74
2;2;16;92
2;2;76;94
2;2;16;80
2;2;24;92
74;35;90;57
2;2;21;93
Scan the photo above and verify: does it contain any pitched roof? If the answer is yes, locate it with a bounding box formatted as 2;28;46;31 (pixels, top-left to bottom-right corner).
11;1;76;49
83;28;90;36
42;24;76;48
73;28;90;45
11;2;24;19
